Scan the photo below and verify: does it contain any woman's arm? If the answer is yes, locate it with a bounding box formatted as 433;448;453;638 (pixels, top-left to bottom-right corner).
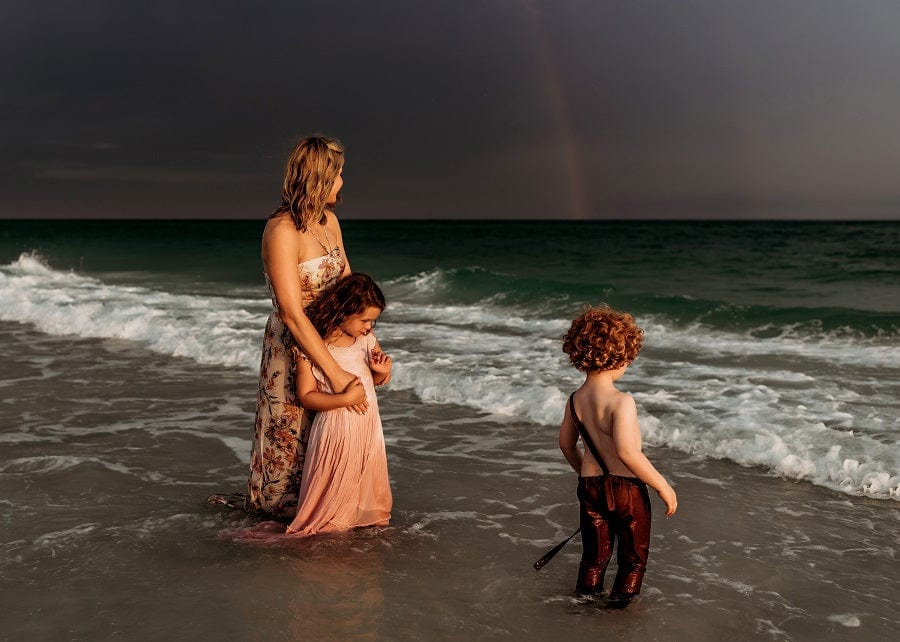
611;394;678;516
295;355;360;411
263;217;363;403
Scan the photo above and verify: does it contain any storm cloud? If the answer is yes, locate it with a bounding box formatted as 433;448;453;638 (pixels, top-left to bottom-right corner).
2;1;899;219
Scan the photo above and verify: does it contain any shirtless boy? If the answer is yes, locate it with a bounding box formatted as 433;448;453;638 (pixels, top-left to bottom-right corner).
558;305;678;602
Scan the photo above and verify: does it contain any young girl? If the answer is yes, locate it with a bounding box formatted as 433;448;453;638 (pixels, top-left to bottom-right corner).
558;305;677;603
285;273;393;536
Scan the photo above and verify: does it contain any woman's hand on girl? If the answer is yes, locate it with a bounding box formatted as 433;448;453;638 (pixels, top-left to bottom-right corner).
341;378;368;414
331;369;368;412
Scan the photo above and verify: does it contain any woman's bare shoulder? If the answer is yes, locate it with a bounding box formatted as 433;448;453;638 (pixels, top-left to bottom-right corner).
265;214;298;236
264;215;301;246
323;210;343;234
262;215;302;264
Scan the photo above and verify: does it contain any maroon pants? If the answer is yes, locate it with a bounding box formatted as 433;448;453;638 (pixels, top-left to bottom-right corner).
576;475;652;597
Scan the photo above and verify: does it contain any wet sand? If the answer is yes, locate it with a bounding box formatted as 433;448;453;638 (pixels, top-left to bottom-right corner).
1;322;897;640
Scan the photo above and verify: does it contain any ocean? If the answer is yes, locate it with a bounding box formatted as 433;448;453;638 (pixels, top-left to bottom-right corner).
1;219;897;640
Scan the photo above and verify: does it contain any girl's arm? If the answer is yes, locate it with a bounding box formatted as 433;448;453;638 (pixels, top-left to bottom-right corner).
558;403;583;474
611;394;678;516
369;339;392;386
295;352;362;412
263;217;364;405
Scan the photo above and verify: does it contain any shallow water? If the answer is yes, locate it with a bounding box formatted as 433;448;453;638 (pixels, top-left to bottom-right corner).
3;220;898;501
2;323;896;641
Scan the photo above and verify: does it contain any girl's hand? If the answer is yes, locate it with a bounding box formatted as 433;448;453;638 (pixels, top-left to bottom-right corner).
369;350;393;374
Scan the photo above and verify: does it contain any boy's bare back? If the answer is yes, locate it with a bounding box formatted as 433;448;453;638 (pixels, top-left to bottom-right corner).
569;382;643;478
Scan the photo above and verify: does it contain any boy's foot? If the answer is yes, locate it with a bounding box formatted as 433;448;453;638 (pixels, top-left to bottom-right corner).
575;584;605;596
605;592;637;609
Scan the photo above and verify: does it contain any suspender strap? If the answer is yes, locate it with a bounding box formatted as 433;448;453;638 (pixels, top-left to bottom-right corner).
567;394;610;476
568;394;617;511
533;394;617;572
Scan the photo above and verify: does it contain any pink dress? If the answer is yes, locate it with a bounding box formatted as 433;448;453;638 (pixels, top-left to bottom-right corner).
287;332;392;535
246;248;346;519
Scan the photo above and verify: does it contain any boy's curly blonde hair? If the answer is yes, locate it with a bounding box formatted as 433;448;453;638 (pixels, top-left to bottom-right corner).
562;305;643;373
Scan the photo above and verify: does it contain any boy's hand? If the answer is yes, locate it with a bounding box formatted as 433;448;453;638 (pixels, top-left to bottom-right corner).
369;350;393;374
658;485;678;517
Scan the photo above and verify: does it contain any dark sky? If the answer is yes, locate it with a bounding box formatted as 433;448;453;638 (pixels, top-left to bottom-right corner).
3;1;900;220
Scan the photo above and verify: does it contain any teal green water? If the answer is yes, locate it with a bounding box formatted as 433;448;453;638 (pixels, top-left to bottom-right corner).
0;221;900;322
2;219;897;333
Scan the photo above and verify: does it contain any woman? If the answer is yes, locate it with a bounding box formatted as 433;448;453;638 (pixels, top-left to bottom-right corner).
246;135;367;519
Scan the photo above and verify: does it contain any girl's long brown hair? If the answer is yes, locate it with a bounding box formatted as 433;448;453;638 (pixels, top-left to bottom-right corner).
272;135;344;231
305;273;386;339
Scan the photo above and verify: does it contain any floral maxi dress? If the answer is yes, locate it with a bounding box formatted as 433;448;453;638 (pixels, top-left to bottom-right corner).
246;248;345;518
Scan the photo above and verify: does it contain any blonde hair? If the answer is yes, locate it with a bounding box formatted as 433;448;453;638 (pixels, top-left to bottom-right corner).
273;135;345;231
562;305;644;373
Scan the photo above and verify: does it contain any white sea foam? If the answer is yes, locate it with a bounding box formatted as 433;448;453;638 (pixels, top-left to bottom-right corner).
405;510;487;534
3;255;898;500
384;296;899;500
1;252;266;370
0;432;59;444
33;523;100;547
0;455;132;476
0;454;184;484
827;614;861;627
644;318;900;370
